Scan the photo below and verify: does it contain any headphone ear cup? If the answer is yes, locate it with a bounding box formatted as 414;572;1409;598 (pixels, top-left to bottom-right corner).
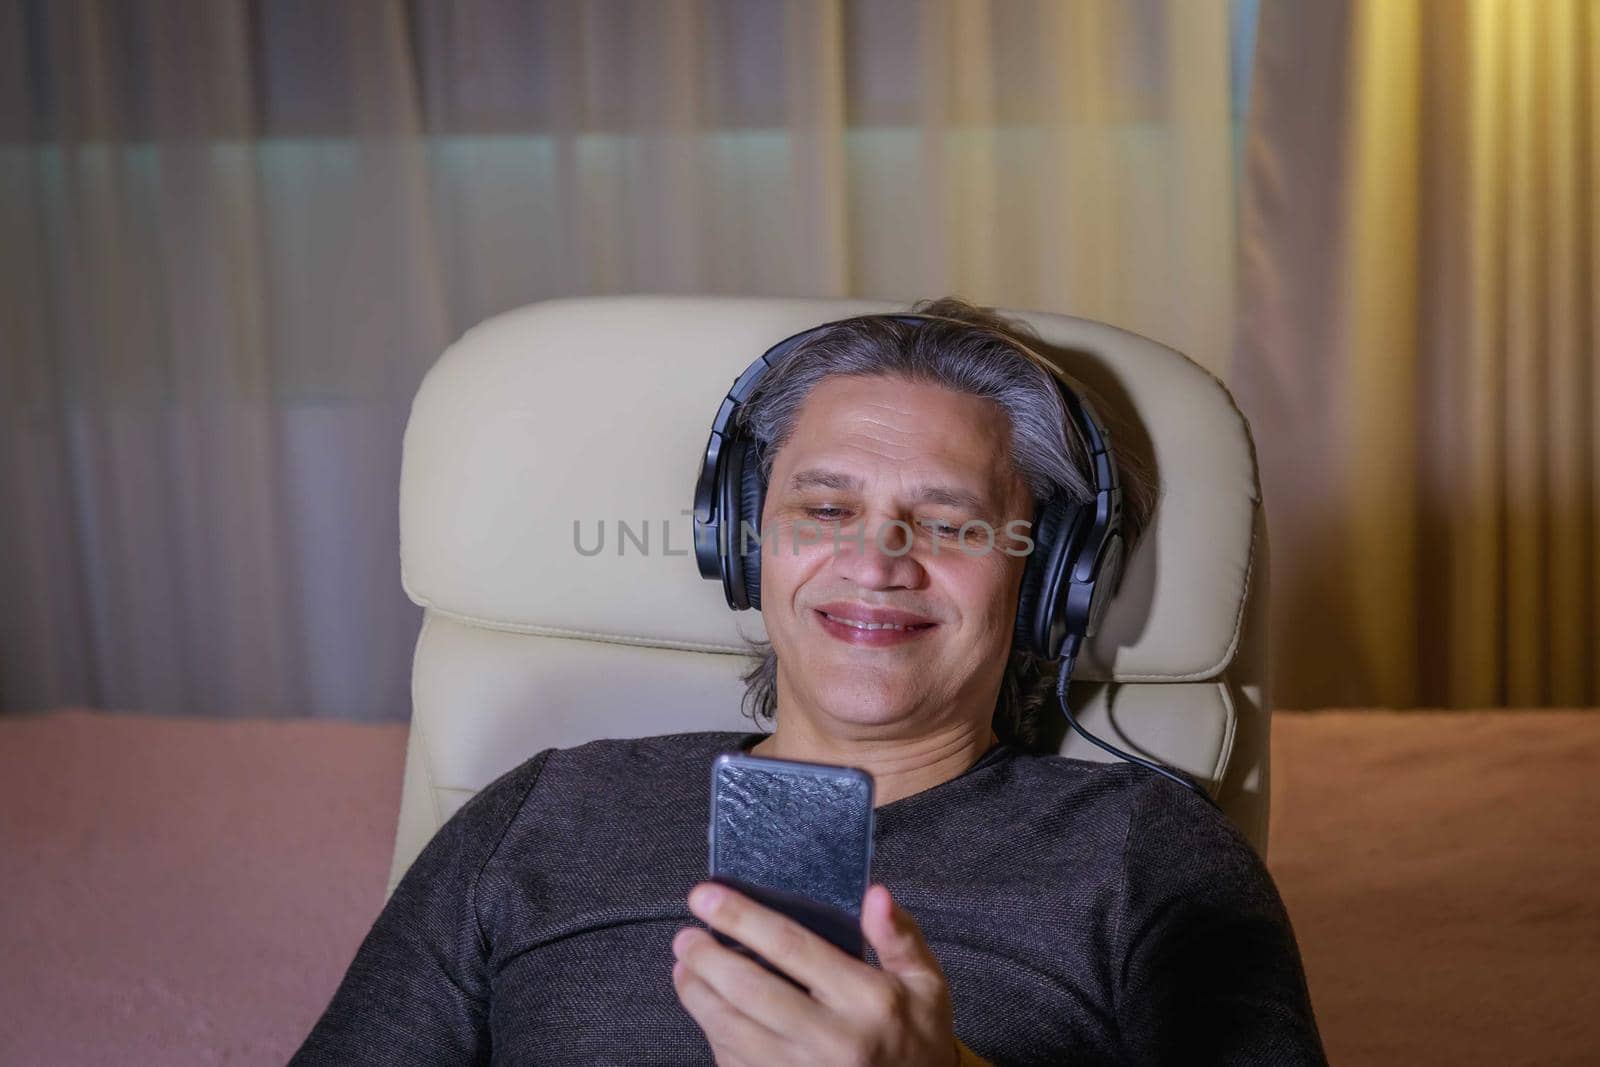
1014;495;1071;656
736;440;766;609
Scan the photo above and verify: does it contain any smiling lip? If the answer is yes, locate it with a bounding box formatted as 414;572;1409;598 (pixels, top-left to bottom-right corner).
813;603;938;647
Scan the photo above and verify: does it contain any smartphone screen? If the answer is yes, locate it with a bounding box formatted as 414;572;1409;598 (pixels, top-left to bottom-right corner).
707;752;875;972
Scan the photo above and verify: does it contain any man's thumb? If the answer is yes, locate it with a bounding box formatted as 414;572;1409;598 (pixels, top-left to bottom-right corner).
862;884;940;979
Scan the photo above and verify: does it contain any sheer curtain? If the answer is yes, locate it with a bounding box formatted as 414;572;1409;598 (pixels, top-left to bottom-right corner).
0;0;1246;719
1235;0;1599;709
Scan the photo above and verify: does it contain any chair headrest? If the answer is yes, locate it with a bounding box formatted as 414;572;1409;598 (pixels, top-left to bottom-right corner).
400;295;1260;682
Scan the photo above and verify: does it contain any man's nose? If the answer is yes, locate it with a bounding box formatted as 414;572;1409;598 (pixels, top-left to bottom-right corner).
828;516;927;589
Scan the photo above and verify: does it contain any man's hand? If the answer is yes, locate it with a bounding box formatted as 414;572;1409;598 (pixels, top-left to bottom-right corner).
671;881;992;1067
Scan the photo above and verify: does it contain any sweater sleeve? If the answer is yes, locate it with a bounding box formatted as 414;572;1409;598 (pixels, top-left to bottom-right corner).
1112;778;1329;1066
289;751;551;1066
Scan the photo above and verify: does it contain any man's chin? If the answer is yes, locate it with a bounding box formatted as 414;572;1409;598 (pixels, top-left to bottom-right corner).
808;678;930;730
777;651;943;727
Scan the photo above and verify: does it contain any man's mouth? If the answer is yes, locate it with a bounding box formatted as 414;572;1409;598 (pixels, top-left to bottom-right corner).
812;604;937;645
817;612;929;632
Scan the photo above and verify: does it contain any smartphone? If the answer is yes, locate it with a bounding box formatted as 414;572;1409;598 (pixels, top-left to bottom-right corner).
706;752;875;977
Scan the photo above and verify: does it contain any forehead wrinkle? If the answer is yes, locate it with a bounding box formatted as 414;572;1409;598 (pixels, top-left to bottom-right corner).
840;401;1014;470
837;410;923;451
832;410;1014;497
834;434;920;467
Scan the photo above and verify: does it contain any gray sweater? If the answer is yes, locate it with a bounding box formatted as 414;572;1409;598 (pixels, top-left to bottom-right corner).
291;731;1327;1065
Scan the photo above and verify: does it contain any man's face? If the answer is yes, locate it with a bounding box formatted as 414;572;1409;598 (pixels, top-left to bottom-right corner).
758;373;1034;736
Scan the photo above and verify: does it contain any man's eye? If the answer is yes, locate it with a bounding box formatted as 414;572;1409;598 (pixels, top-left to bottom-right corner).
919;519;963;538
805;506;849;521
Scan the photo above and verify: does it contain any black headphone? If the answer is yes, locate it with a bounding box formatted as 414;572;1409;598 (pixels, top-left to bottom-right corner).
691;312;1210;800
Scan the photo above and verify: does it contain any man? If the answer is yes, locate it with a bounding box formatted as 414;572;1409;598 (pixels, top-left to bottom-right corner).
292;300;1327;1065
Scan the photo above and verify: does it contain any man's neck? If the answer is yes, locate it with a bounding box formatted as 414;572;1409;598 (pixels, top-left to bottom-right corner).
749;716;999;808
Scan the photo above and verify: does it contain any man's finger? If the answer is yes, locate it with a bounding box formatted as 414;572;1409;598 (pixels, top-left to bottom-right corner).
686;882;879;1010
861;884;944;984
672;957;790;1067
671;926;824;1037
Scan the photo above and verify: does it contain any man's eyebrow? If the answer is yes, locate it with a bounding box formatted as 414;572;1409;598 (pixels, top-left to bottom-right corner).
786;469;862;493
785;469;991;512
912;485;990;512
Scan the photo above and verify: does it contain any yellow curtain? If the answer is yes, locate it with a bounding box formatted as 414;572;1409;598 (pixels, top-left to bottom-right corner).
1236;0;1599;708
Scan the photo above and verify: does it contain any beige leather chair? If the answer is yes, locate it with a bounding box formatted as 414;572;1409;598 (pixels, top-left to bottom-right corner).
388;295;1271;895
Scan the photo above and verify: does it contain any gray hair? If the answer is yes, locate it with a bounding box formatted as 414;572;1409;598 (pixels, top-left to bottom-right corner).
736;297;1155;751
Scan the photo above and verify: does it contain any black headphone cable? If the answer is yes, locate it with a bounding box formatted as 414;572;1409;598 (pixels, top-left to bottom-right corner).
1054;638;1219;807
